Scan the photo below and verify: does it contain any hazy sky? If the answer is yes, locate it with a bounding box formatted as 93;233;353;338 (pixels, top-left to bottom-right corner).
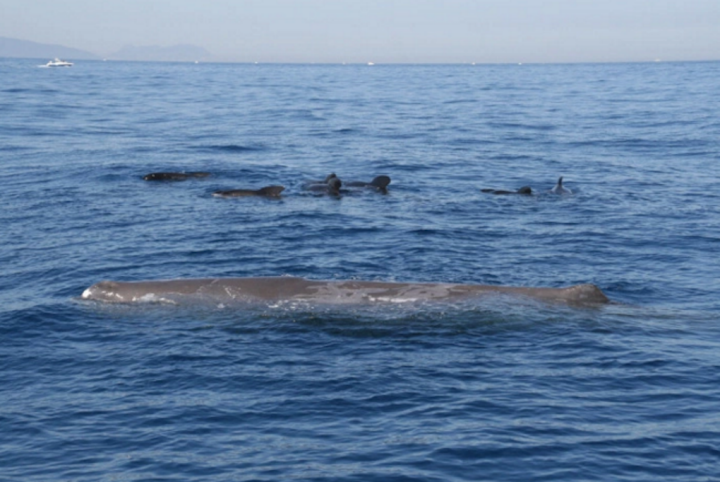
3;0;719;63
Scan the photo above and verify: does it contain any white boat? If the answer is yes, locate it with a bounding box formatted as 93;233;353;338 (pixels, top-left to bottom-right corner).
46;58;73;67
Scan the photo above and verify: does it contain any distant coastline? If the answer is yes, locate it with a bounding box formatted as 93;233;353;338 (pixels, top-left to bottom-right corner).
1;36;718;65
0;36;212;63
0;36;100;60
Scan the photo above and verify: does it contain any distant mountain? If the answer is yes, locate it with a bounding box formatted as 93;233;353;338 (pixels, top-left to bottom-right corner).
0;36;100;60
0;37;214;63
108;44;213;62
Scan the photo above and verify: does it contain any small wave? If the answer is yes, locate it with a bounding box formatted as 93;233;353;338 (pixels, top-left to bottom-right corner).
450;137;497;146
2;87;59;94
443;99;479;105
192;144;266;153
0;145;31;152
488;121;557;131
374;132;422;140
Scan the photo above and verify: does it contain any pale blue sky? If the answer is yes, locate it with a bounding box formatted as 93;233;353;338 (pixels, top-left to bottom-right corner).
2;0;719;63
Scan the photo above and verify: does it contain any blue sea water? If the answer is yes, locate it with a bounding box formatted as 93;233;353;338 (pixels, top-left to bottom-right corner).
1;57;720;481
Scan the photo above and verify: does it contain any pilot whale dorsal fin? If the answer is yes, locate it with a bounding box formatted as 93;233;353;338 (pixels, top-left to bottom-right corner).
551;176;572;195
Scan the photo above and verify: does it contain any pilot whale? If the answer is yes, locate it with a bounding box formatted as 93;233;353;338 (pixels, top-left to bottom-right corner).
305;177;343;195
345;175;391;193
81;276;610;306
143;172;211;181
551;177;572;195
213;186;285;198
482;186;532;195
305;173;338;185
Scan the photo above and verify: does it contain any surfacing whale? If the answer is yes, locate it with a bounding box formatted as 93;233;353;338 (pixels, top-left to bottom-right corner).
305;177;343;195
551;177;572;195
213;186;285;198
143;172;211;181
81;276;610;306
305;173;338;184
345;175;391;193
481;186;532;195
303;172;338;189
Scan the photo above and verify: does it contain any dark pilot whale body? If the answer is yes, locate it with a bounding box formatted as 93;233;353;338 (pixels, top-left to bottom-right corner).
81;276;610;306
306;173;338;184
345;175;391;193
213;186;285;198
482;186;533;195
303;173;338;188
305;177;343;195
143;172;211;181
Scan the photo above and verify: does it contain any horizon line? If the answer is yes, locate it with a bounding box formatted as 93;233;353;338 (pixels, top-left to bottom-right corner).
4;56;720;66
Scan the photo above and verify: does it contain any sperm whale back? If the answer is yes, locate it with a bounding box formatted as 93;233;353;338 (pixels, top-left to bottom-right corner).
81;276;610;305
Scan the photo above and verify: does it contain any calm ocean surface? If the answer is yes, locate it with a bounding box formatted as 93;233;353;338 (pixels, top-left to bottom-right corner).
1;58;719;481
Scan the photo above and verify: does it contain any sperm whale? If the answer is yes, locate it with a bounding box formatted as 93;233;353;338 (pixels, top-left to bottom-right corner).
81;276;610;306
